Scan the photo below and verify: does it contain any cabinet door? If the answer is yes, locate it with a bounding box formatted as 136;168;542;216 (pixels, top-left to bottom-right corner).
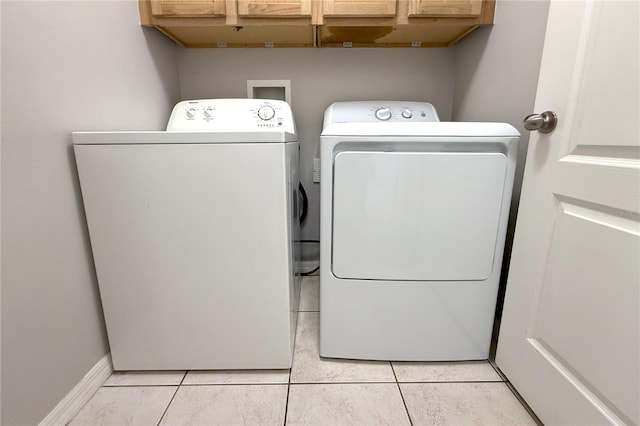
323;0;396;17
150;0;225;16
238;0;311;17
408;0;482;17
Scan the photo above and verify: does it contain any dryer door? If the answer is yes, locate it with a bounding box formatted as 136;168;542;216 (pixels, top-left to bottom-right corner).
332;151;507;281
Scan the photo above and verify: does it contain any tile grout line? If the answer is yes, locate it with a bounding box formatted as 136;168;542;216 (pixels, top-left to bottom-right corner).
167;382;291;386
103;384;184;387
504;380;544;426
102;379;504;388
488;358;508;382
287;379;503;385
390;363;413;426
282;369;292;426
154;386;180;426
489;361;543;425
155;372;187;426
398;379;505;384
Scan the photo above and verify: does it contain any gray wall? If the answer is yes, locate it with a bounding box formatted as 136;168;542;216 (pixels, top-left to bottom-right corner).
0;2;550;423
178;2;550;257
452;0;549;243
453;0;550;202
178;48;456;257
0;2;179;424
0;2;3;422
451;0;550;346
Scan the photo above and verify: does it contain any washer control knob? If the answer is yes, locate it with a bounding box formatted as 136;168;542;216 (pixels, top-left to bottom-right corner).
186;107;196;118
401;109;413;119
375;107;392;121
257;106;276;121
203;107;213;118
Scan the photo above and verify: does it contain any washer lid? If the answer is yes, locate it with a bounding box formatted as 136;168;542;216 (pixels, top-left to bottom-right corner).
72;131;297;145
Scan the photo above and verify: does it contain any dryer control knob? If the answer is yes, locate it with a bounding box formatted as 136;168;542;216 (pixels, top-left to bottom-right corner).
257;106;276;121
401;109;413;119
375;107;392;121
186;108;196;118
203;107;213;118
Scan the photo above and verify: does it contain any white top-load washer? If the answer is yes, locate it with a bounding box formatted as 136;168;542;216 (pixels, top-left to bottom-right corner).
320;101;519;361
73;99;300;370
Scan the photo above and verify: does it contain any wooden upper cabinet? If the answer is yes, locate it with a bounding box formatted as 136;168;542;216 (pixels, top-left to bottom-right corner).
408;0;482;17
322;0;397;17
238;0;311;17
139;0;495;47
150;0;226;16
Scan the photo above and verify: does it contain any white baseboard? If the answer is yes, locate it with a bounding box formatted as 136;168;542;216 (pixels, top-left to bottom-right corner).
40;353;113;426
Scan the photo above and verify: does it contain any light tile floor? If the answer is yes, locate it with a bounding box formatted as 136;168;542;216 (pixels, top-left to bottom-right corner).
70;275;538;426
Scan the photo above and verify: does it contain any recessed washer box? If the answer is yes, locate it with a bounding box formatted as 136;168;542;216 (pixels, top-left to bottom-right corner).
247;79;291;105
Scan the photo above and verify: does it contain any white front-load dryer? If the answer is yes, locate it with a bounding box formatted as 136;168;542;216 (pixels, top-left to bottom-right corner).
319;101;519;361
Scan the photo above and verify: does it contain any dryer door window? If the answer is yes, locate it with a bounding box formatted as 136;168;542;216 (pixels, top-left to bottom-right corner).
332;151;507;281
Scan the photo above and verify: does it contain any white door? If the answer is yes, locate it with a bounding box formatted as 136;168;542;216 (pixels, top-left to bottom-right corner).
496;1;639;425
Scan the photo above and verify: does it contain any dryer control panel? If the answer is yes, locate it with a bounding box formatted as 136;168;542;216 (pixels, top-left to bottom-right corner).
167;99;296;133
323;101;440;126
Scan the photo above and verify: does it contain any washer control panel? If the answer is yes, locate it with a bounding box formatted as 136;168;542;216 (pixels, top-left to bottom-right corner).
167;99;295;132
374;107;392;121
324;101;440;125
257;105;276;121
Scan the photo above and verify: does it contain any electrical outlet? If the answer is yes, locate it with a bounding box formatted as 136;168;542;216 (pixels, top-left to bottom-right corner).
313;158;321;183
